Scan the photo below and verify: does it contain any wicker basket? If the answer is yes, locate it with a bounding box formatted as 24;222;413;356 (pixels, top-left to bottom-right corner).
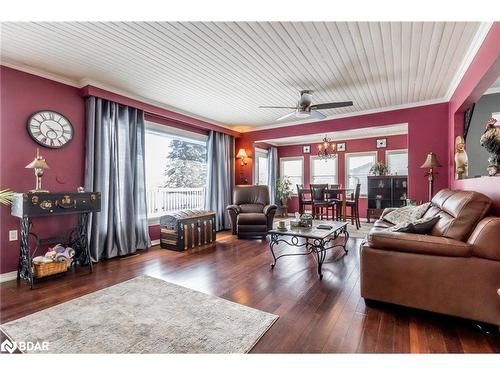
33;260;70;278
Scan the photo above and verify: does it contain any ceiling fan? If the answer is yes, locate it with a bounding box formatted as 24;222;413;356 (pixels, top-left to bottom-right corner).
259;90;353;122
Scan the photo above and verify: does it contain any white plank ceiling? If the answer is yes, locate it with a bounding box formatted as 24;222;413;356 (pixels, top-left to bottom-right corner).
0;22;484;131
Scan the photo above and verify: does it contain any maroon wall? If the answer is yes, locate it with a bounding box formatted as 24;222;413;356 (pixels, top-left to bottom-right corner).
448;23;500;215
0;66;86;274
277;134;408;215
236;102;450;205
0;66;234;274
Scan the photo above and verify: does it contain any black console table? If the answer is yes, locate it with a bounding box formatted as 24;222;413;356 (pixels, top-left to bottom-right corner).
11;192;101;288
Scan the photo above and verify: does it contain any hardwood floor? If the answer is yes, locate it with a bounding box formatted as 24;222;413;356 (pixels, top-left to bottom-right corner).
1;231;498;353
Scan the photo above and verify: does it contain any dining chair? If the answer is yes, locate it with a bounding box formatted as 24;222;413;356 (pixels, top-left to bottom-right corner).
297;185;313;215
345;183;361;229
310;184;329;219
326;184;341;219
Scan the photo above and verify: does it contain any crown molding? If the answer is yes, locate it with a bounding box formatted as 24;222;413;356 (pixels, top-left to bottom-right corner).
444;22;494;101
1;59;81;88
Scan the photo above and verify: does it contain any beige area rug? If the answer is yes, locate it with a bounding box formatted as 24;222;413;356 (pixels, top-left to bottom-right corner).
1;276;278;354
274;217;374;239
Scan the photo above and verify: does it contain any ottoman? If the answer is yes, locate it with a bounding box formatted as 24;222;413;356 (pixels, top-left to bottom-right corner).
236;213;268;239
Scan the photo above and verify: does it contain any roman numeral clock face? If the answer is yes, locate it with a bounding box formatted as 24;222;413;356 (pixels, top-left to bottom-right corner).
27;110;74;148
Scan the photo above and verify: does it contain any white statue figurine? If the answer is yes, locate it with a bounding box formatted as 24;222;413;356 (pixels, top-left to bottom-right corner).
454;135;468;179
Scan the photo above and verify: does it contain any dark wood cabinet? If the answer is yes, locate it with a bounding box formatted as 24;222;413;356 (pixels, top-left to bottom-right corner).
366;175;408;222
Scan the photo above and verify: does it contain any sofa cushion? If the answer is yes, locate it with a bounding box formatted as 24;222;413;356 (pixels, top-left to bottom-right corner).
367;230;472;257
237;212;267;225
239;203;265;213
422;189;492;241
390;216;440;234
382;202;430;225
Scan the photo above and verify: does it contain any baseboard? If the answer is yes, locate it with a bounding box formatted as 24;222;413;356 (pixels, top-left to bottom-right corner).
0;271;17;283
151;239;160;246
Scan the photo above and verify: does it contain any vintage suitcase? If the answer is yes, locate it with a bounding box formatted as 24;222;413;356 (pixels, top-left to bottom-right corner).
11;192;101;218
160;210;216;251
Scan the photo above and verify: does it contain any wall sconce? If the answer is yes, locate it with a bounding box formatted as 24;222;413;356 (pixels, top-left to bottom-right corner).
236;148;249;184
236;148;249;166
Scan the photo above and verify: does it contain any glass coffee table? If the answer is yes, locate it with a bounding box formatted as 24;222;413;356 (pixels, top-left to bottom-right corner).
268;221;349;280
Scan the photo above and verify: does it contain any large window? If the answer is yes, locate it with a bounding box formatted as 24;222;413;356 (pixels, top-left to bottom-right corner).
145;122;207;219
280;157;303;194
345;152;377;196
254;147;269;186
386;149;408;175
310;156;338;185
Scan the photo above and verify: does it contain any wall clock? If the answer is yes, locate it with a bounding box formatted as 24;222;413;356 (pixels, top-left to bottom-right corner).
27;110;74;149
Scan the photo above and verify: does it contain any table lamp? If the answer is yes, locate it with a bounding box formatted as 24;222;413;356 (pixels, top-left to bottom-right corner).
25;148;50;193
420;152;441;201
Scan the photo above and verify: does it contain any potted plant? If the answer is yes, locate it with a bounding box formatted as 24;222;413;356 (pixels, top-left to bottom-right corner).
369;162;389;176
276;177;293;217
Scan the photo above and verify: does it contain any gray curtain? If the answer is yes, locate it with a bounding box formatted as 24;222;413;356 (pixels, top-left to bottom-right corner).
205;130;234;231
85;96;151;262
267;146;278;205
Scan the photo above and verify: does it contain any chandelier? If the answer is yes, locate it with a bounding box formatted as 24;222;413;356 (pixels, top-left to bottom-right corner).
317;135;337;159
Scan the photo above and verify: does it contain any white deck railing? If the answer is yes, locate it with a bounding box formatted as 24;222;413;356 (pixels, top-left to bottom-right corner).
147;187;205;216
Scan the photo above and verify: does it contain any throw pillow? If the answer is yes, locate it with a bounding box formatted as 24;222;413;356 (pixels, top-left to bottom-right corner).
389;215;440;234
382;202;431;225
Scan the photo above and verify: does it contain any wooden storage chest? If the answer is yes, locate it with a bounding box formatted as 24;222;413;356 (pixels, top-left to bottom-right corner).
160;210;216;251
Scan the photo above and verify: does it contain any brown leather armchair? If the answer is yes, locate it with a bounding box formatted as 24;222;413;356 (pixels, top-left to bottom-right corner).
226;185;277;239
360;189;500;325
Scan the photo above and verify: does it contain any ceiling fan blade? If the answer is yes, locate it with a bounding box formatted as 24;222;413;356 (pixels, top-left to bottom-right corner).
276;112;297;122
309;110;327;120
310;101;353;110
259;106;298;109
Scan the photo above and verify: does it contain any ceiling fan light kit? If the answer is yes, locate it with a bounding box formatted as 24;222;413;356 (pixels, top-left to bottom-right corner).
259;90;353;123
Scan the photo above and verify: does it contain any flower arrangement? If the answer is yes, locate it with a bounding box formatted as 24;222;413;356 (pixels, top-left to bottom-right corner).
369;162;389;176
0;189;14;206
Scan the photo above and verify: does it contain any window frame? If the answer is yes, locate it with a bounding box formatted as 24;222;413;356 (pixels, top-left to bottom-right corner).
385;149;408;176
254;147;269;186
279;156;304;195
345;151;378;197
144;121;208;225
309;155;338;185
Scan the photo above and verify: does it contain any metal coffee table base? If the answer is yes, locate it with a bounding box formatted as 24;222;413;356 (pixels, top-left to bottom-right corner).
269;226;349;280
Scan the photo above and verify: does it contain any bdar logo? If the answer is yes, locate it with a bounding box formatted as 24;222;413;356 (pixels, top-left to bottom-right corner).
0;337;17;354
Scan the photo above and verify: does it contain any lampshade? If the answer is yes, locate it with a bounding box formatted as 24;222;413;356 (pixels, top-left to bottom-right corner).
236;148;248;159
420;152;441;169
25;149;50;170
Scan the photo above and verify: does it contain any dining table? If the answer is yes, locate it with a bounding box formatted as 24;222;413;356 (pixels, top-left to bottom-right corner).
298;187;354;221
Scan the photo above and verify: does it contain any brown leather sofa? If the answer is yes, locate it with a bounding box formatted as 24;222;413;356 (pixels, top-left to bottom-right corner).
361;188;500;325
226;185;277;239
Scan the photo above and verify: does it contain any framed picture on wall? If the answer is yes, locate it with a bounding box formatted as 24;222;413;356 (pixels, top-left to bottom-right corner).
376;138;387;148
337;143;346;151
302;145;311;154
